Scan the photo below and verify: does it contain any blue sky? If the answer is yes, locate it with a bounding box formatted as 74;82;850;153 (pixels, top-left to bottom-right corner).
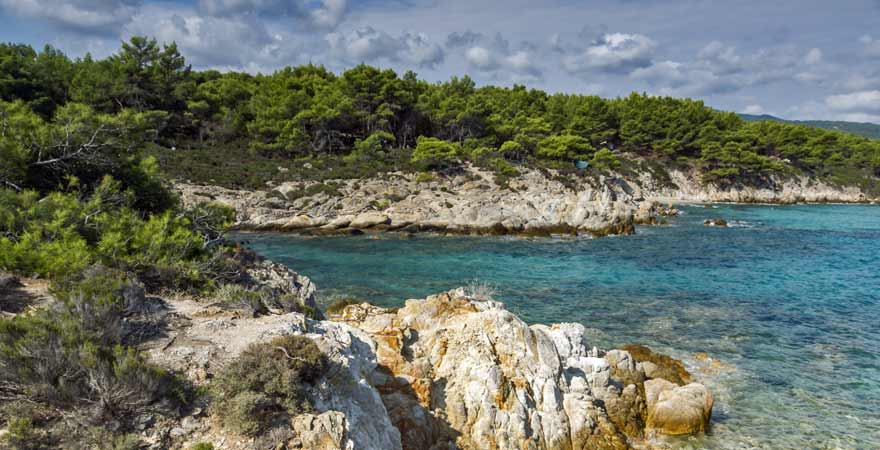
2;0;880;123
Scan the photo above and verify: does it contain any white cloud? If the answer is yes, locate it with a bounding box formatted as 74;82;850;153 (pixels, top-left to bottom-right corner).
825;90;880;113
465;46;494;69
124;5;304;70
633;41;817;96
0;0;140;33
197;0;347;29
325;27;444;68
861;35;880;57
804;47;822;65
743;104;766;115
562;32;656;74
449;31;542;81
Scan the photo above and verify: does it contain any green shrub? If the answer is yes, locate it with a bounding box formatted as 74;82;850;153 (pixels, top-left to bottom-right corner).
536;135;594;161
212;335;326;436
325;297;368;315
411;137;460;170
284;182;342;202
589;148;622;171
1;417;44;450
272;294;318;319
414;172;436;183
189;443;216;450
0;268;189;421
215;283;269;317
0;178;225;291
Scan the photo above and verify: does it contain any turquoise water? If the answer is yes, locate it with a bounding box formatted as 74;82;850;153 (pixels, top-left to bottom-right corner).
233;204;880;449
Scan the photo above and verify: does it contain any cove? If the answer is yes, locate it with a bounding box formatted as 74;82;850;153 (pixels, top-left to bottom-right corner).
232;204;880;449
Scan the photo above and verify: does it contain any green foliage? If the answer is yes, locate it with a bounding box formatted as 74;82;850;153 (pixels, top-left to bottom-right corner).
411;136;460;170
1;38;879;191
189;443;216;450
414;172;437;183
345;130;396;164
0;178;220;289
0;268;189;422
699;141;786;182
589;148;622;171
215;283;269;317
212;335;326;436
1;417;43;450
325;297;367;315
536;134;594;161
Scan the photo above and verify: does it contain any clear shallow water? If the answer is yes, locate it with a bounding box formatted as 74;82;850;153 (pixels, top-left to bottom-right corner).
233;204;880;449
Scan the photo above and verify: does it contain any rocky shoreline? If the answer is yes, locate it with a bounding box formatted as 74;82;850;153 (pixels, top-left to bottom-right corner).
175;164;876;239
175;166;647;238
637;167;875;205
142;273;714;450
2;233;716;449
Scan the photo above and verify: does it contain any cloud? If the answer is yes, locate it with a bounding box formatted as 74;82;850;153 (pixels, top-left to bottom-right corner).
446;30;483;49
825;90;880;113
0;0;140;33
804;48;822;65
446;31;542;81
325;26;444;68
632;41;814;96
124;5;304;70
743;104;766;115
197;0;347;29
561;32;656;75
861;35;880;57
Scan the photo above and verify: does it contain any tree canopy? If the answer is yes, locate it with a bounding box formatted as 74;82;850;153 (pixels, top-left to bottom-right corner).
1;37;879;192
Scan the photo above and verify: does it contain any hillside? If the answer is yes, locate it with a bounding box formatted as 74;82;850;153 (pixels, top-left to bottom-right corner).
739;113;880;140
2;37;880;200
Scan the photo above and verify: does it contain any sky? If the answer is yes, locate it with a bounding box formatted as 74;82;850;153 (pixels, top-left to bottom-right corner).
1;0;880;123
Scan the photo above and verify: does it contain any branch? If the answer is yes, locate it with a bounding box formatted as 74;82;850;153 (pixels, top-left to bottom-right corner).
1;179;22;192
272;346;311;364
29;124;108;167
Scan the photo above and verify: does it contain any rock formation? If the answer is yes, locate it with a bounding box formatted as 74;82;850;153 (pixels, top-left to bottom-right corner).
175;162;875;240
176;166;642;237
144;284;713;450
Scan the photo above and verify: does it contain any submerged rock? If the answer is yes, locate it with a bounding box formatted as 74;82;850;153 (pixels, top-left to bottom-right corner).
645;379;713;436
622;344;693;386
703;218;728;227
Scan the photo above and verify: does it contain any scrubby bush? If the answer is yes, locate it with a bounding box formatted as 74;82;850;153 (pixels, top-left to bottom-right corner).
589;148;622;171
215;283;269;316
324;297;369;316
411;137;460;170
0;268;189;424
189;443;216;450
414;172;436;183
212;335;326;436
536;134;594;161
0;177;230;291
0;417;44;450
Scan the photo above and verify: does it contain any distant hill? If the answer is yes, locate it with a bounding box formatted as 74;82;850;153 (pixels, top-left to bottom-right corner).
739;114;880;140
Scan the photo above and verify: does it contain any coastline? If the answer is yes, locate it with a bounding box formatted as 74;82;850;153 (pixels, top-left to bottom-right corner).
176;165;877;238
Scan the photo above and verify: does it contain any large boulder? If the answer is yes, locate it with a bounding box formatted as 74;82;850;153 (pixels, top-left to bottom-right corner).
644;379;713;436
290;412;349;450
349;212;391;229
333;290;661;450
245;260;320;318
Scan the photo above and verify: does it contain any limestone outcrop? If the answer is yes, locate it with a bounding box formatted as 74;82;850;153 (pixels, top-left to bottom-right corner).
142;285;713;450
176;166;641;237
330;289;710;450
635;167;873;204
